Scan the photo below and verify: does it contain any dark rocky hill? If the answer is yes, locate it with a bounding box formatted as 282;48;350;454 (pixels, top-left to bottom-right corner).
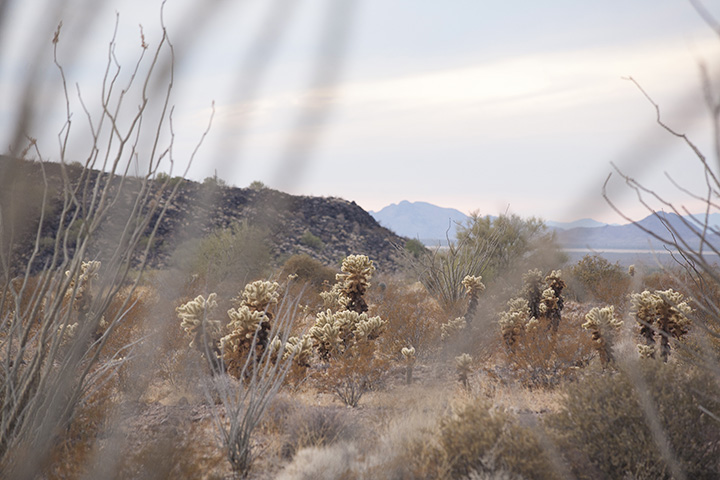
161;181;407;271
0;157;407;274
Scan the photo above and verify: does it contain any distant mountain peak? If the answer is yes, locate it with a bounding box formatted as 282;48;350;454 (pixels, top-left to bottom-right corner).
369;201;469;245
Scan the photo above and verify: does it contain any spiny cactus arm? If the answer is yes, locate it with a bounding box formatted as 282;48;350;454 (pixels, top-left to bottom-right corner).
401;346;416;360
176;293;218;346
461;275;485;295
240;280;280;311
455;353;473;388
353;314;385;341
441;316;467;340
227;306;268;339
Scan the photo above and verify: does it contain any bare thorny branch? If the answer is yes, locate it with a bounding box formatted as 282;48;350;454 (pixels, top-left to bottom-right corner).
0;3;215;476
605;47;720;435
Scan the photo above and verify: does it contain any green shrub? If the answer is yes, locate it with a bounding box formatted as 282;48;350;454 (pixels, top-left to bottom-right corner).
546;362;720;479
300;230;325;251
248;180;266;191
567;254;631;305
281;254;336;289
202;174;227;189
404;238;426;259
172;221;270;288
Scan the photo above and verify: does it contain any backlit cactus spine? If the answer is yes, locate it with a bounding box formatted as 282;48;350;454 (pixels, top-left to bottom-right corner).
630;289;692;361
582;305;623;369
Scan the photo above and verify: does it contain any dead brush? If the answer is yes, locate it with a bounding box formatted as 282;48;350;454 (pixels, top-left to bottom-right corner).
430;397;557;479
368;279;443;361
279;405;355;459
503;302;595;389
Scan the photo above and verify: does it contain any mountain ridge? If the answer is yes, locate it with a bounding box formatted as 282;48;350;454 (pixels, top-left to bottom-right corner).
371;200;720;251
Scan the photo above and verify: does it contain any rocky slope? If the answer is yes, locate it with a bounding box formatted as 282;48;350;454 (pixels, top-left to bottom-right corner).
1;158;407;273
158;181;407;271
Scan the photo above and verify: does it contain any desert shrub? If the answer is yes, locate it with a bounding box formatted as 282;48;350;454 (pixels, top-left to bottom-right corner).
501;301;595;389
398;224;501;316
368;280;443;360
567;254;631;305
171;221;270;290
404;238;427;259
248;180;266;191
44;381;115;479
546;362;720;479
300;230;325;251
433;398;558;479
281;254;337;290
456;213;566;282
202;174;227;189
280;405;354;459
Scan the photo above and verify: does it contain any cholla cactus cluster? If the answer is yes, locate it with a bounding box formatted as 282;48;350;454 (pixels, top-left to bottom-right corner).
176;293;221;353
543;270;566;332
455;353;473;389
522;269;544;319
237;280;280;311
462;275;485;322
582;306;623;369
283;334;314;366
221;280;280;373
500;269;566;342
62;260;104;339
336;254;375;313
498;269;567;350
630;289;692;361
176;280;283;378
310;254;385;360
441;316;467;340
309;309;385;359
498;298;531;348
64;260;101;310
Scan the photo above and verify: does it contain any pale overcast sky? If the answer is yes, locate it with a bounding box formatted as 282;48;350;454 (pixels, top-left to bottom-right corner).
2;0;720;223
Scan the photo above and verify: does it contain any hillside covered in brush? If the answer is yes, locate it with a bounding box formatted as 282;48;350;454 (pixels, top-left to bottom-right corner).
0;157;406;273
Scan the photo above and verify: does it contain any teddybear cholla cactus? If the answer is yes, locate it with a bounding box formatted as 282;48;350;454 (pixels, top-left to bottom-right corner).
401;346;416;384
455;353;473;390
221;280;280;376
498;298;530;349
62;260;104;339
176;293;221;350
582;305;623;369
441;316;467;341
500;269;566;345
543;270;566;332
630;289;692;361
336;254;375;313
462;275;485;323
309;309;385;359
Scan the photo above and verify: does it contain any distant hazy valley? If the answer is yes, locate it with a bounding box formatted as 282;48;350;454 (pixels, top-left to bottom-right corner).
370;200;720;265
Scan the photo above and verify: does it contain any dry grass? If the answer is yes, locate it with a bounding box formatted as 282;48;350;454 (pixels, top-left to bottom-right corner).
16;262;720;479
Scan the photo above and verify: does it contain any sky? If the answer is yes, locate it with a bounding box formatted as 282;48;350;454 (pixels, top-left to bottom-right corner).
2;0;720;224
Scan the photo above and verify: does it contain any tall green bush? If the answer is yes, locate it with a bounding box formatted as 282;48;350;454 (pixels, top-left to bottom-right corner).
172;221;270;288
547;362;720;479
